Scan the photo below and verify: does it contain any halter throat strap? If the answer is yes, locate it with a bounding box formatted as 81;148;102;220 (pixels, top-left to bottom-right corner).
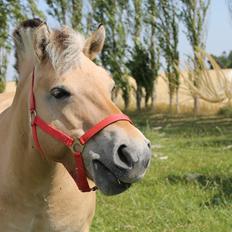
29;69;132;192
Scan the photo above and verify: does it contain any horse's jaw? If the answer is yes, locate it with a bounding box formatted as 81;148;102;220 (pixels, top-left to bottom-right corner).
82;129;151;195
91;159;131;196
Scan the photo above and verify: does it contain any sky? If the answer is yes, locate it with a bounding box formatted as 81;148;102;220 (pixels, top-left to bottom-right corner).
6;0;232;80
206;0;232;54
179;0;232;57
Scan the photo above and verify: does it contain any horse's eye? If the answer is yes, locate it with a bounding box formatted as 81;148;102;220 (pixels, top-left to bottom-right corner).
50;87;71;99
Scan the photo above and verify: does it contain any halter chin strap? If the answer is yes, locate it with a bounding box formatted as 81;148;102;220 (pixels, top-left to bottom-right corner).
30;69;132;192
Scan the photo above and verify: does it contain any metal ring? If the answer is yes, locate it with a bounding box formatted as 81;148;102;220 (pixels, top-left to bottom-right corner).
71;139;84;153
30;110;37;126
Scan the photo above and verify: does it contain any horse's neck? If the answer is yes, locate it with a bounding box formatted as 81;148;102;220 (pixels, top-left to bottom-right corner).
0;80;54;199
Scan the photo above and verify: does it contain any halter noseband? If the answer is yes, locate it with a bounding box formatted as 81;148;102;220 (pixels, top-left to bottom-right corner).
30;69;132;192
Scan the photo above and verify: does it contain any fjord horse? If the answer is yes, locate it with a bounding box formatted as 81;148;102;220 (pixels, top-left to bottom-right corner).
0;19;151;231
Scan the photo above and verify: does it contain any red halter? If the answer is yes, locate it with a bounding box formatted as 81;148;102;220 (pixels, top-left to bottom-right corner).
30;69;132;192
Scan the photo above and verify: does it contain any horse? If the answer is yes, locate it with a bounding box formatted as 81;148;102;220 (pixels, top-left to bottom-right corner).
0;18;151;232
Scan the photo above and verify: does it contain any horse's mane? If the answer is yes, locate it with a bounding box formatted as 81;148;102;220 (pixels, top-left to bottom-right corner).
13;18;85;78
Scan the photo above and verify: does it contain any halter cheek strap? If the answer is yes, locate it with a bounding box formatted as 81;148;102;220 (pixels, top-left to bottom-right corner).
30;69;132;192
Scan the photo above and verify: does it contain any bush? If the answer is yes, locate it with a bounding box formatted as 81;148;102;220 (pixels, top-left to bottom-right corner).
0;80;6;93
217;105;232;116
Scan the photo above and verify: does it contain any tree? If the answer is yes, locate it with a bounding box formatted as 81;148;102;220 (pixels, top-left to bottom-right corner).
90;0;131;109
0;48;7;92
46;0;83;30
127;43;155;111
27;0;45;19
144;0;160;108
130;0;143;111
0;0;43;92
209;51;232;69
181;0;211;115
156;0;180;114
125;0;160;111
182;50;232;106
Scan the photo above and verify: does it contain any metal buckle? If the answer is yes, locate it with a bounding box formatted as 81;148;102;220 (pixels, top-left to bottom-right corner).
71;139;84;153
30;110;37;126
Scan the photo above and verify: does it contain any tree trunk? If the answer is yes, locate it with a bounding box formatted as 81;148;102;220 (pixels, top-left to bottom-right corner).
0;78;6;93
228;98;232;107
151;93;155;105
193;96;200;116
151;90;156;111
145;92;150;109
169;93;173;114
136;86;142;111
175;89;179;114
123;92;129;111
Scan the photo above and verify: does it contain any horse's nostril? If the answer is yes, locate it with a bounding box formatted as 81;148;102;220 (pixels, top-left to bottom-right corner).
145;139;151;149
143;159;150;168
116;145;133;169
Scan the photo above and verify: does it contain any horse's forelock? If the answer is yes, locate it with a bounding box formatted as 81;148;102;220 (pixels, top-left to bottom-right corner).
46;27;85;74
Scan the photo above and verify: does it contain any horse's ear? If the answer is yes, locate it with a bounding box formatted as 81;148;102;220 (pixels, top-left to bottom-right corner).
33;23;50;61
83;24;105;60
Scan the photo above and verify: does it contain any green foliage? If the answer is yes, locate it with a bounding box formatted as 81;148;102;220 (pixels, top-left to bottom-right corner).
0;0;44;48
217;105;232;117
0;1;22;49
71;0;82;30
180;0;211;75
127;44;152;87
156;0;180;112
91;0;131;109
0;0;43;84
127;43;155;110
27;0;45;19
132;0;142;44
46;0;68;24
0;78;6;93
181;0;211;51
0;50;7;93
144;0;160;107
46;0;82;30
126;0;160;110
210;51;232;69
180;0;211;115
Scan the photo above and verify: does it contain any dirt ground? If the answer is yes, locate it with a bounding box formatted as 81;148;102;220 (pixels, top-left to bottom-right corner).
0;82;16;113
114;70;230;113
1;69;229;114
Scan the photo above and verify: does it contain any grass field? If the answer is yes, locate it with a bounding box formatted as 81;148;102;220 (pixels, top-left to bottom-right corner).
91;112;232;232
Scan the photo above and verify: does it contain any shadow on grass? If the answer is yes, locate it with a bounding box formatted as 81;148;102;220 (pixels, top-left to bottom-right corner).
128;111;232;136
167;173;232;207
183;138;232;148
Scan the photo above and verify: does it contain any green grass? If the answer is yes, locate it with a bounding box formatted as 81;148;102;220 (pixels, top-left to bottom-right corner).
91;112;232;232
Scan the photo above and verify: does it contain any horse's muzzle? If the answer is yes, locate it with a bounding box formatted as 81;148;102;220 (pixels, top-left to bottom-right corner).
113;139;152;183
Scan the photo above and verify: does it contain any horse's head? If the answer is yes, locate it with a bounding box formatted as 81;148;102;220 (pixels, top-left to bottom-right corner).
14;20;151;195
